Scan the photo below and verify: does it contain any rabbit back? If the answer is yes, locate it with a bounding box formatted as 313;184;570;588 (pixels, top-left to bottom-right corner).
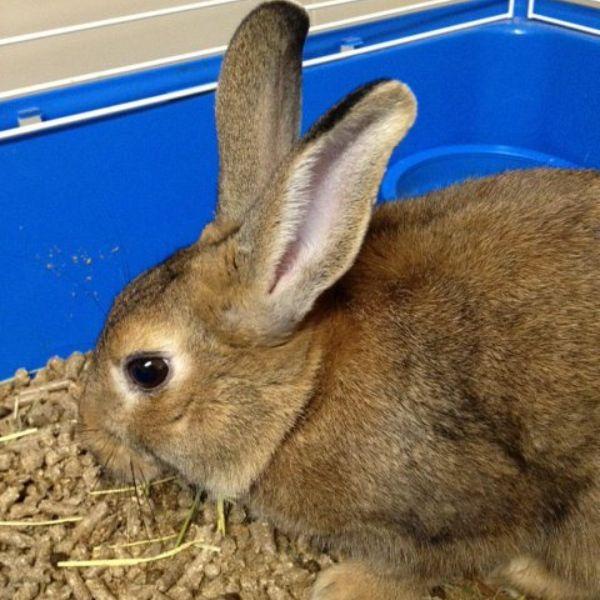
249;168;600;584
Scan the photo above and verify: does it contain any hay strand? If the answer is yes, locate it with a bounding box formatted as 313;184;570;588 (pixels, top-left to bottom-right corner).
0;428;38;443
90;475;176;496
0;516;83;527
17;380;70;399
216;497;226;535
176;487;201;547
58;538;219;568
107;534;177;549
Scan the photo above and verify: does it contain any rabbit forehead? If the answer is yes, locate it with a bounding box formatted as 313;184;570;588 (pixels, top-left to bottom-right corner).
102;271;194;359
106;316;188;359
101;240;238;356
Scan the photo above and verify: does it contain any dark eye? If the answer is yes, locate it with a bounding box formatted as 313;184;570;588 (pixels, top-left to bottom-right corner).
125;356;170;390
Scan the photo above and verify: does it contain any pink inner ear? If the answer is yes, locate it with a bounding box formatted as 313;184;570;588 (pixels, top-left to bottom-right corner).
269;139;349;295
269;243;301;293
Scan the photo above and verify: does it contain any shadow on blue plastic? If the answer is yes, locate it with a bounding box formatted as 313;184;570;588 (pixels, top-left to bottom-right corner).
381;144;576;200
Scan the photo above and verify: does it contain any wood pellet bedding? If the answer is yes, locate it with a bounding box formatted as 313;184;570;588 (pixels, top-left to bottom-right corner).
0;353;515;600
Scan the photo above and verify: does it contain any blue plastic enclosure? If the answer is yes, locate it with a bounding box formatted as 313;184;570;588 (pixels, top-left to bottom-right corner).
1;0;599;378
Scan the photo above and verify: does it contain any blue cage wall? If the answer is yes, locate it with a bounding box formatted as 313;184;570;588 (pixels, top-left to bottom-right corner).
1;0;599;378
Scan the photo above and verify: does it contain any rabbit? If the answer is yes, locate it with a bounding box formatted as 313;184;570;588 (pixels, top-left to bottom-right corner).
78;1;600;598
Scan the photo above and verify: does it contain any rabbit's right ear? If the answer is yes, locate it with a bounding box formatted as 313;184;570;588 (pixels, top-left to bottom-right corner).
227;79;417;340
215;1;309;227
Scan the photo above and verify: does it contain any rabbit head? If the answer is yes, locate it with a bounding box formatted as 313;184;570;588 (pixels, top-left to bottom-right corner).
79;0;416;497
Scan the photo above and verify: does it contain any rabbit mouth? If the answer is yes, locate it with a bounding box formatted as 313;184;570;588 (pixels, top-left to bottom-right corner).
79;420;164;484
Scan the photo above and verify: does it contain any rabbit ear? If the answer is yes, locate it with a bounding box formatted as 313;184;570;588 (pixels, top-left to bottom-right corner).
215;1;309;226
232;79;417;339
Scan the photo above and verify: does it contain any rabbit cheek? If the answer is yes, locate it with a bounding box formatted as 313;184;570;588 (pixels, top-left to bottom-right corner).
86;427;162;483
141;421;200;484
78;398;162;483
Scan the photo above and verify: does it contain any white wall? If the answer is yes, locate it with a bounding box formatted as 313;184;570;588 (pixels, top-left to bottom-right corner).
0;0;451;98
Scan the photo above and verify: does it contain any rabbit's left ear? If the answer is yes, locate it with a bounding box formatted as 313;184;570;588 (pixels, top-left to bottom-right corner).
233;79;417;338
215;1;309;228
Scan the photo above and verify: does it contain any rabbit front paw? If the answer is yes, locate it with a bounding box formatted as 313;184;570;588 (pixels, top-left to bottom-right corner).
310;562;427;600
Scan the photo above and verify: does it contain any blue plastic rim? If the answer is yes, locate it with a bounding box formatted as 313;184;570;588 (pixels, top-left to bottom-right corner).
1;13;600;378
381;144;576;199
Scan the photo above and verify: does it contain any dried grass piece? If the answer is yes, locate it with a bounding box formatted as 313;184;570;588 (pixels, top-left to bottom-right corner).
0;516;82;527
175;487;201;547
16;380;70;399
57;539;220;568
216;497;227;535
90;476;176;496
0;427;38;443
13;395;21;423
9;380;72;419
107;534;177;549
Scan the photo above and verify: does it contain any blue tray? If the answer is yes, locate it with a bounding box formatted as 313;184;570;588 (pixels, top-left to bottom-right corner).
1;8;599;377
381;144;576;199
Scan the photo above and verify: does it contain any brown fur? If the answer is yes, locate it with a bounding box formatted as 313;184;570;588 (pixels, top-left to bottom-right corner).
79;3;600;598
216;0;308;225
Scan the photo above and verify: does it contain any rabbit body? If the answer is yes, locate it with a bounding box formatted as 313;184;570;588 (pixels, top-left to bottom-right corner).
79;2;600;597
247;169;600;597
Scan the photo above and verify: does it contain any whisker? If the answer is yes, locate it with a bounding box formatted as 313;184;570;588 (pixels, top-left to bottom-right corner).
85;290;109;320
114;239;132;284
88;438;114;492
102;446;119;483
89;470;104;493
78;427;102;437
42;262;109;320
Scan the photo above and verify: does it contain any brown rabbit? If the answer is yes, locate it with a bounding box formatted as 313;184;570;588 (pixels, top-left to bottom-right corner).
79;2;600;598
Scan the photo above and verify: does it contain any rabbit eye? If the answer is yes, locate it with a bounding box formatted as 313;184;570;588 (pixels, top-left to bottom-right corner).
125;356;170;390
